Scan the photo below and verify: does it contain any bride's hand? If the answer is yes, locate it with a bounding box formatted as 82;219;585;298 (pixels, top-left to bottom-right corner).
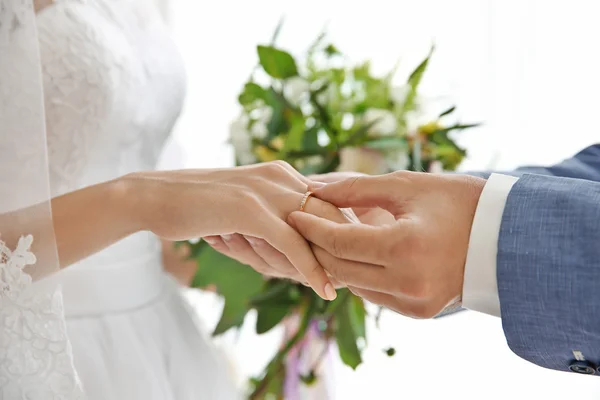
119;161;341;300
203;195;359;288
202;171;394;286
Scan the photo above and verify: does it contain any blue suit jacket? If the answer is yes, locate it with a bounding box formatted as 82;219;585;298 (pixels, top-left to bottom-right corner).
472;144;600;374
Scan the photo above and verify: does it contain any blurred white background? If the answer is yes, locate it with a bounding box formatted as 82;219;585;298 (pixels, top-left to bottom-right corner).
159;1;600;398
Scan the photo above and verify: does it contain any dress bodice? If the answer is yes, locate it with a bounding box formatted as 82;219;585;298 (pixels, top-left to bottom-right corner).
39;0;185;195
37;0;186;269
0;4;240;399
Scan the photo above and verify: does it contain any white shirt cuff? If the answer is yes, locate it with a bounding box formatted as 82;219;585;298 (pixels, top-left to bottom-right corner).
462;173;519;317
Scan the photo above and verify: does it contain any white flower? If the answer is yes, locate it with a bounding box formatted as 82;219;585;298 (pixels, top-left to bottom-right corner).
428;160;444;174
337;147;389;175
386;151;410;171
283;77;310;106
404;111;432;137
390;85;409;105
249;107;272;140
316;84;337;106
229;114;256;165
363;108;397;137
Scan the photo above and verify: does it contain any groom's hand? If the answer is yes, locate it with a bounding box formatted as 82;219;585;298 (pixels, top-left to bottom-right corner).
310;172;396;226
288;171;486;318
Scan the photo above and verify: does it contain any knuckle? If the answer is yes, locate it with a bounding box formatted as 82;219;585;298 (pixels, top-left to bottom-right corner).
307;261;322;277
264;160;290;175
272;160;290;169
390;170;413;184
328;235;347;259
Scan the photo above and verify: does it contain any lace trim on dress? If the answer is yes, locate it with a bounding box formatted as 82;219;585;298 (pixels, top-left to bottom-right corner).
0;236;85;399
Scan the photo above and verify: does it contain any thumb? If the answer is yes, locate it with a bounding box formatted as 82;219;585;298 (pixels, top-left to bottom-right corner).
308;173;407;214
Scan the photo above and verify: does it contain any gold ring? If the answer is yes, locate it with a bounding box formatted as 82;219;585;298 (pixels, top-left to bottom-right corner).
299;191;314;212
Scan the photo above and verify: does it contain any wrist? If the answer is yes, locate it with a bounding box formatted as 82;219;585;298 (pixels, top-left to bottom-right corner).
455;175;487;297
110;173;152;234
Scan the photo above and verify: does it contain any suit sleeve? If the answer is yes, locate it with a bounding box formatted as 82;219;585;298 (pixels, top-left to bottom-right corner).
464;144;600;374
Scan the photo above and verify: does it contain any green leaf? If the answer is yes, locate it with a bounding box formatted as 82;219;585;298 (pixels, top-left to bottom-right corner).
301;126;320;152
250;280;301;334
353;61;371;81
385;58;401;83
328;68;346;85
438;105;456;118
256;302;293;334
439;122;481;132
312;82;331;96
344;119;380;146
238;82;267;106
363;136;408;151
364;79;391;109
249;280;294;306
375;306;384;328
324;44;340;56
264;88;288;139
320;152;341;173
334;297;362;369
309;91;337;145
192;247;264;335
384;347;396;357
270;16;285;46
403;45;435;112
308;26;327;55
348;294;367;341
282;114;306;153
257;45;298;79
408;46;434;83
429;123;480;149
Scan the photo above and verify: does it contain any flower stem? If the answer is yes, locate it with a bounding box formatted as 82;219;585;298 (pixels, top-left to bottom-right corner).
249;295;318;399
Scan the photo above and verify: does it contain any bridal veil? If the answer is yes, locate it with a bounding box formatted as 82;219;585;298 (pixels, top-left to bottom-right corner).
0;0;84;397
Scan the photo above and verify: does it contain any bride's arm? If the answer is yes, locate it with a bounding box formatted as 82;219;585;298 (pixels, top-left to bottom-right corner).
41;162;339;300
50;178;139;268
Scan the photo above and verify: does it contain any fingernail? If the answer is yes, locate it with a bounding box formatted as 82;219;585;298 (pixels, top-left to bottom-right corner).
222;234;233;242
204;237;216;245
324;282;337;301
310;181;327;190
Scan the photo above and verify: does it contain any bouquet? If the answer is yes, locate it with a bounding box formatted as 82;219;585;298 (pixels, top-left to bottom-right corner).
185;22;478;400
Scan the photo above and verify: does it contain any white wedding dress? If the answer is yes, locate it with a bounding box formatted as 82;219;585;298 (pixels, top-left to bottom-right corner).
0;0;240;398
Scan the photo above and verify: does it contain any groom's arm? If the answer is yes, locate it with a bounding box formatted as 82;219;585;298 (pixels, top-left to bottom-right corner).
462;144;600;374
461;144;600;314
438;145;600;317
